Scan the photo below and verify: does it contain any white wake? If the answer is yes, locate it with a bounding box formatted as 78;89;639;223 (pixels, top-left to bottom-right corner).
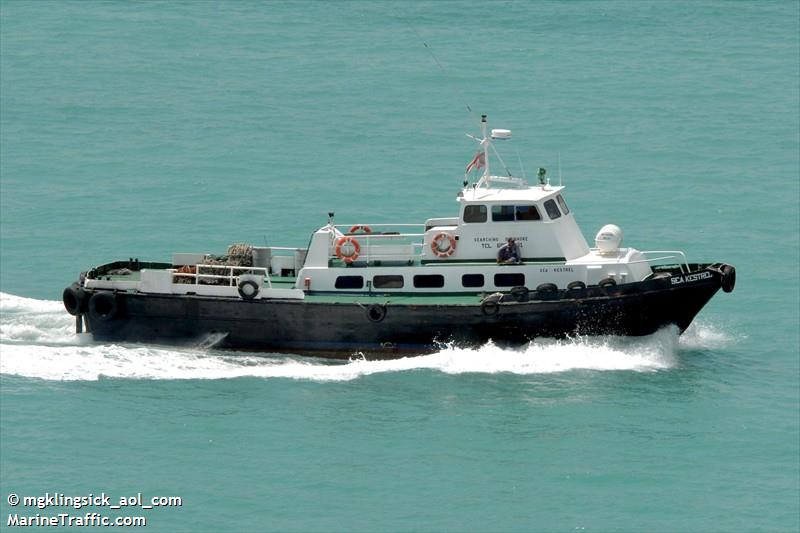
0;292;733;382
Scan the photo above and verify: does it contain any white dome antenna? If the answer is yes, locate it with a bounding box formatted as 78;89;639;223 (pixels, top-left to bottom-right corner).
595;224;624;254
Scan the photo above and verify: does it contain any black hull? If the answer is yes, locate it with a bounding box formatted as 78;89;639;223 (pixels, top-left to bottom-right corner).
71;264;735;359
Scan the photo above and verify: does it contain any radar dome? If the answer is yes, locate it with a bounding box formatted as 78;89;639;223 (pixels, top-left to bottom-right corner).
595;224;623;253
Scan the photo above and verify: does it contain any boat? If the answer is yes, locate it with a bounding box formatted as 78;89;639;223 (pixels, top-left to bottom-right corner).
62;115;736;358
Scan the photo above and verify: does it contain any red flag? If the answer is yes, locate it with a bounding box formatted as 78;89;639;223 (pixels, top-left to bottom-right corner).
466;151;485;173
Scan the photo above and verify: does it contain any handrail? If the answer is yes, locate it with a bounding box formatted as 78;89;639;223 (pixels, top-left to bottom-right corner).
639;250;690;274
587;248;690;274
172;264;273;288
335;223;425;229
341;232;424;239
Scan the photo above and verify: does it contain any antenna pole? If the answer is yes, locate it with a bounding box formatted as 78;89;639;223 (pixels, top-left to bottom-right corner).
481;115;490;182
558;152;562;186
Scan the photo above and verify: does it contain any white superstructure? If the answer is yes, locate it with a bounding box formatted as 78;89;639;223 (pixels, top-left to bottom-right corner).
83;115;690;299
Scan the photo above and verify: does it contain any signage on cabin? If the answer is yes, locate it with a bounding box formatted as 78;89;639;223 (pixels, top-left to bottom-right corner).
670;271;712;285
473;236;529;249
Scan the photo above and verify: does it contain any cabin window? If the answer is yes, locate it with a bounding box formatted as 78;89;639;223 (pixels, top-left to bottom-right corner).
335;276;364;289
515;205;541;221
463;205;487;223
493;204;542;222
557;194;570;215
373;275;404;289
494;273;525;287
491;205;516;222
462;274;484;288
413;275;445;288
544;199;562;220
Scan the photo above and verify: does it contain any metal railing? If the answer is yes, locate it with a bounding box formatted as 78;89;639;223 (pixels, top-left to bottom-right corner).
172;264;273;288
586;248;691;274
636;250;690;274
333;224;426;263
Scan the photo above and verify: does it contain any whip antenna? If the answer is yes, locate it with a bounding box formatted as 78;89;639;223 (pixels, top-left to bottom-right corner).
407;24;479;126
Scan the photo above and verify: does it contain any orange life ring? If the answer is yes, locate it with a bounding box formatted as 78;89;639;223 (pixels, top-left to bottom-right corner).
349;225;372;234
431;233;457;258
335;236;361;263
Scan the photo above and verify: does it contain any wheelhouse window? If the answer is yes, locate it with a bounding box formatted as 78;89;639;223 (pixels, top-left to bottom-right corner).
492;204;541;222
515;205;541;221
544;199;562;220
556;194;570;215
462;274;484;288
494;273;525;287
373;275;404;289
335;276;364;289
491;205;516;222
413;275;445;288
463;205;487;223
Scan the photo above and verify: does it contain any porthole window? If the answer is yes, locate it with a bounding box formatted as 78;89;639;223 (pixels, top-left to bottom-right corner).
413;275;445;288
335;276;364;289
373;275;404;289
494;273;525;287
462;274;484;288
463;205;487;223
544;199;562;220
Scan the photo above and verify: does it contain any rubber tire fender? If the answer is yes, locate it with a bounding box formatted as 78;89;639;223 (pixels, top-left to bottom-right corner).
238;280;260;300
567;281;586;291
721;265;736;293
509;286;529;303
598;278;617;288
62;284;86;316
366;304;387;323
535;283;558;293
88;292;118;322
481;299;500;316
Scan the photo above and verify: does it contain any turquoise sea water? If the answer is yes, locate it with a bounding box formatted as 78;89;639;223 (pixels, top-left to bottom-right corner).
1;1;798;531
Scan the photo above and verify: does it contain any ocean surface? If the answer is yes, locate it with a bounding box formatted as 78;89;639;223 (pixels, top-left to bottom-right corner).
1;1;798;531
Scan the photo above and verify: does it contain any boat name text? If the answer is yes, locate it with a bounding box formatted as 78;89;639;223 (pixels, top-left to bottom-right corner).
670;271;712;285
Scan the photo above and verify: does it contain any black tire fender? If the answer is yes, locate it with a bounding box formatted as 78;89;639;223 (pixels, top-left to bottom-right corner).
598;278;617;288
88;292;118;322
509;286;529;303
238;280;260;300
535;283;558;293
567;281;586;291
721;265;736;293
366;304;387;323
62;284;86;316
481;299;500;316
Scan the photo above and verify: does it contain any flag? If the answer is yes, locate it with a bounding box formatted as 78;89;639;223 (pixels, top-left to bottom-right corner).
466;151;485;173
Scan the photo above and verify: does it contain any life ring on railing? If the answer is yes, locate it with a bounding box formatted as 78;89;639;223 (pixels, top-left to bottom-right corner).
335;236;361;263
349;225;372;234
430;233;457;258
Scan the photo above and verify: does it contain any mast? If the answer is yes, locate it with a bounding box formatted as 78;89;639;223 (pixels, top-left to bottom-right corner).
481;114;490;182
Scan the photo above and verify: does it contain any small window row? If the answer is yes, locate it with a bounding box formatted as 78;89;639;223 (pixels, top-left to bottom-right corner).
334;273;526;290
463;195;569;223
